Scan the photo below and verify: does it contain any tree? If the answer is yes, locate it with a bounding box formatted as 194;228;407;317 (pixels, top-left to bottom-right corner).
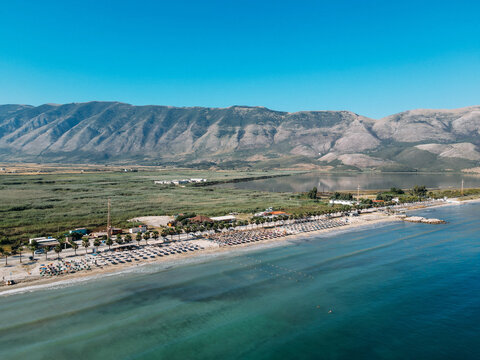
390;187;404;195
331;192;353;200
0;247;7;266
168;228;175;241
58;237;66;250
308;187;318;200
161;228;168;239
125;234;132;243
143;232;150;245
44;246;50;260
54;244;62;259
17;246;24;263
29;240;39;260
116;234;123;245
106;237;113;250
93;239;101;253
69;240;79;256
82;238;90;254
376;193;393;201
152;230;159;241
135;232;142;245
412;185;427;197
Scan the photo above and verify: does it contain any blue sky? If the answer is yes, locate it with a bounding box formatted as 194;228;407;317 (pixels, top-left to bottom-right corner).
0;0;479;118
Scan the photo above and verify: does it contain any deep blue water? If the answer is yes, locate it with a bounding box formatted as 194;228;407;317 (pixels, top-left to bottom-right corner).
1;203;479;359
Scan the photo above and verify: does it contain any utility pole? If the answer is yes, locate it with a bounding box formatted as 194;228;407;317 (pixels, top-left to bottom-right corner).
107;198;111;237
357;184;360;199
461;179;464;197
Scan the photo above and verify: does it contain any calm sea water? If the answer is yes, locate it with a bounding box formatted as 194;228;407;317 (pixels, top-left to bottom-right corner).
1;203;480;359
217;172;480;192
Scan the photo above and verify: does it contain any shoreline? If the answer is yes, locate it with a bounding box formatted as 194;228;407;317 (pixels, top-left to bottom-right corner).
1;198;478;296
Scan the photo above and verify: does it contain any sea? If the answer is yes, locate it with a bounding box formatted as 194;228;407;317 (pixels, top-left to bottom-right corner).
1;202;479;359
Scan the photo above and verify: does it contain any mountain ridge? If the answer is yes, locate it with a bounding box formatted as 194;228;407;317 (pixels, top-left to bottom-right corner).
0;102;479;171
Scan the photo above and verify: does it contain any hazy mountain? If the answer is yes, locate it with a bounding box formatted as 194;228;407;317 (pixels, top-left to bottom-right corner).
0;101;479;171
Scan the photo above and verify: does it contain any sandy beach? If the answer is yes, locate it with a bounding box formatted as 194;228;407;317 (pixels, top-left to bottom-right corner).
1;198;478;295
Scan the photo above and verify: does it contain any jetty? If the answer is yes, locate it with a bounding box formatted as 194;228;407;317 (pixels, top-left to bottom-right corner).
398;215;446;224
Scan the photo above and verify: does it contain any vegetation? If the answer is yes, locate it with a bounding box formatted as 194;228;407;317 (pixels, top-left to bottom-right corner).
1;168;479;250
330;192;354;201
307;187;318;200
0;170;312;245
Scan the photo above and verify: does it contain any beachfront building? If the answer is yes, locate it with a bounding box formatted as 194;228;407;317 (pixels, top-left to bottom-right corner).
210;215;236;223
129;225;147;234
254;209;288;218
29;237;58;247
329;200;356;206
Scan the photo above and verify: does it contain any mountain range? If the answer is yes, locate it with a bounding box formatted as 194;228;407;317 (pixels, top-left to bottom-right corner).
0;101;479;171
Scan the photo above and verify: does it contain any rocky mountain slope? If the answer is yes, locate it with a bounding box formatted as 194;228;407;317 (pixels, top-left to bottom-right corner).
0;102;479;171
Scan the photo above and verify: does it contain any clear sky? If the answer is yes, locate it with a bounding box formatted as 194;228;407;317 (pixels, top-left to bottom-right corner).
0;0;479;118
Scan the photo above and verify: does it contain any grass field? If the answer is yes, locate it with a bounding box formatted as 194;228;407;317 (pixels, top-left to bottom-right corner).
0;169;322;244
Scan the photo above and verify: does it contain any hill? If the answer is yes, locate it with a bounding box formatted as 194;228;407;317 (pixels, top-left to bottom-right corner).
0;102;479;171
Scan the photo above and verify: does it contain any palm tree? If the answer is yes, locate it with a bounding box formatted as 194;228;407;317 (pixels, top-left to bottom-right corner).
143;232;150;245
0;247;6;266
2;250;11;266
54;244;62;259
135;232;142;246
116;234;123;245
82;238;90;254
169;228;176;242
161;228;168;241
44;246;50;260
152;230;159;242
106;237;113;250
29;240;39;260
125;234;132;244
93;239;101;253
15;246;23;263
58;237;66;250
69;240;79;256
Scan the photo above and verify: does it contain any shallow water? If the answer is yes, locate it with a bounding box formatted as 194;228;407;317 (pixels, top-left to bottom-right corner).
1;203;480;359
216;172;480;192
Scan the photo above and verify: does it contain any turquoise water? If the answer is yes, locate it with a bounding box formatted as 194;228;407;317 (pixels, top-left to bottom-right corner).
1;203;480;359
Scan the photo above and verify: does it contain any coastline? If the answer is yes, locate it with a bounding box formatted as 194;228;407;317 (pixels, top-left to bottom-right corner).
1;198;478;296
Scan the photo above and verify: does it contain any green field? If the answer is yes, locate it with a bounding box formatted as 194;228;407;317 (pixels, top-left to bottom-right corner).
0;169;326;245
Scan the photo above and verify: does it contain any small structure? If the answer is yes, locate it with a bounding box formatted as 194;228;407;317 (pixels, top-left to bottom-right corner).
29;237;58;247
210;215;236;222
129;225;147;234
154;178;207;185
69;228;88;235
329;200;356;206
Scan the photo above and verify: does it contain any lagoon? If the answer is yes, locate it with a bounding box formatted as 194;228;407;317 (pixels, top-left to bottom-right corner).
217;172;480;192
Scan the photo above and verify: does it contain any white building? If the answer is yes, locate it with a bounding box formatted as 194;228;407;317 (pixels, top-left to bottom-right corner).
129;225;147;234
29;237;58;247
210;215;236;222
329;200;356;206
154;178;207;185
